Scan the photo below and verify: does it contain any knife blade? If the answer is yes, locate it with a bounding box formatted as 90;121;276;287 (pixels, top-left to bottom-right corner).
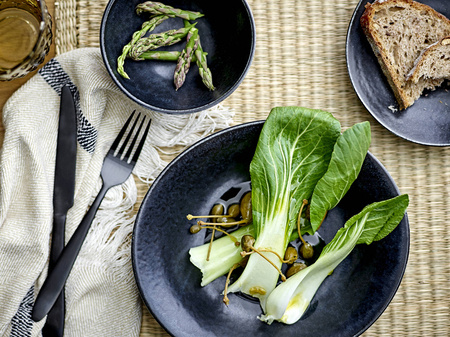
40;84;77;336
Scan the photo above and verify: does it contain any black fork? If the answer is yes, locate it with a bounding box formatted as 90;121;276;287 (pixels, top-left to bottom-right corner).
32;111;151;322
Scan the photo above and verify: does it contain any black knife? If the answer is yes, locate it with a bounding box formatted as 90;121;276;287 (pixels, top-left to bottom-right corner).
40;84;77;336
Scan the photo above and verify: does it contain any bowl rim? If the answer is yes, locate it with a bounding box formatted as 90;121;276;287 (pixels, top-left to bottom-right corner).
100;0;256;115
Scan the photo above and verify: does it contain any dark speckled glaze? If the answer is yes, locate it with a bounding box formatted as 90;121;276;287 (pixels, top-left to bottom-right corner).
346;0;450;146
132;121;410;337
100;0;255;114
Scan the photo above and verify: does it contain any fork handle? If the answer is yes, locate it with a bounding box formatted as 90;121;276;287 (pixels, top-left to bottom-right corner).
32;183;110;322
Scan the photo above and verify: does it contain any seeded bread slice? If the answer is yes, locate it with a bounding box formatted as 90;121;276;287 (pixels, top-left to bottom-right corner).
407;36;450;83
360;0;450;110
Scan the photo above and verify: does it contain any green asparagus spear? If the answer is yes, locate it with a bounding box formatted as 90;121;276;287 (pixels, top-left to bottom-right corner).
183;20;215;90
117;15;168;79
136;1;204;20
195;41;215;91
174;27;199;90
129;24;195;60
137;50;199;62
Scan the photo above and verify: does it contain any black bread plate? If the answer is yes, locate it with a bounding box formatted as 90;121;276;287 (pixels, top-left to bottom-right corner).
347;0;450;146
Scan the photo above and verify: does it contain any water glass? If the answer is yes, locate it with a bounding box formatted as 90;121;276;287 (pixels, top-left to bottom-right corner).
0;0;52;81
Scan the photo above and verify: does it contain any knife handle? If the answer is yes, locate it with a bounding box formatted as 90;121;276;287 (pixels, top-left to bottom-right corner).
49;214;66;268
32;183;109;322
42;214;67;337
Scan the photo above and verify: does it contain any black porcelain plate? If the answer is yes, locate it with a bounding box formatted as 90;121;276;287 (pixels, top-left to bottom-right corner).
100;0;255;114
132;121;410;337
346;0;450;146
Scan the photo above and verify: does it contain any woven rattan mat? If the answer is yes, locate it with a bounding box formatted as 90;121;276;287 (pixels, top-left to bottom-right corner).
55;0;450;335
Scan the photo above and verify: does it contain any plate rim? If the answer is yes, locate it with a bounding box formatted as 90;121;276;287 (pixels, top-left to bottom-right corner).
345;0;450;147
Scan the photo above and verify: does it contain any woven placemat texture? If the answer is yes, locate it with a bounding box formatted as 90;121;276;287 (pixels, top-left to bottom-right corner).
55;0;450;335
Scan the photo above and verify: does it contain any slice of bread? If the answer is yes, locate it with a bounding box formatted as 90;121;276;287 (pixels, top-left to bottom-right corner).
361;0;450;110
407;36;450;83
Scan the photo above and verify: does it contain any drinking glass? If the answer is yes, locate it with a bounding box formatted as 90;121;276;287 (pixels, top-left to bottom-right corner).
0;0;52;81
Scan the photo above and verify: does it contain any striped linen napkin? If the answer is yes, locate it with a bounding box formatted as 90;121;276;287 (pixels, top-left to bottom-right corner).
0;47;234;337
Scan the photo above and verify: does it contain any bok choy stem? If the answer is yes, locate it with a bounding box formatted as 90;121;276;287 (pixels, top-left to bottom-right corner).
189;225;255;286
189;222;302;287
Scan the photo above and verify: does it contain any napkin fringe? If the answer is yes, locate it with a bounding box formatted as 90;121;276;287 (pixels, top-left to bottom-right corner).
135;104;235;183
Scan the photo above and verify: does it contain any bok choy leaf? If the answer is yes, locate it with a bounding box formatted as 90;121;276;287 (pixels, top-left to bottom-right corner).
226;107;341;308
310;121;372;232
260;194;409;325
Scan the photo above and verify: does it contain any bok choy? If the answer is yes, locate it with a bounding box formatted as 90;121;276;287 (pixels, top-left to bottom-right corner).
260;194;409;325
226;107;374;309
188;106;407;327
226;107;342;308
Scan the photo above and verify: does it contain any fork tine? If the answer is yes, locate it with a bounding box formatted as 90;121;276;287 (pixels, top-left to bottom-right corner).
111;110;136;152
131;118;152;164
124;115;146;160
117;112;141;157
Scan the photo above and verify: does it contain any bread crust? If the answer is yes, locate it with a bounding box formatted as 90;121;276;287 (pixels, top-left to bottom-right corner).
360;0;450;110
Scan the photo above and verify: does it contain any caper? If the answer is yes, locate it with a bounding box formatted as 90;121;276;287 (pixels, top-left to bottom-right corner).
216;216;237;224
241;235;255;252
190;224;202;234
286;262;307;278
284;246;298;264
211;204;224;223
300;242;314;259
240;192;252;221
227;204;240;218
211;204;224;215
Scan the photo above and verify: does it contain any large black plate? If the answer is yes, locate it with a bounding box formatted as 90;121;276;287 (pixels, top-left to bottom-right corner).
346;0;450;146
132;121;409;337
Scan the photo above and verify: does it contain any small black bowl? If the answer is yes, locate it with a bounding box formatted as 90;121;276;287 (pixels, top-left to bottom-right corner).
100;0;256;114
132;121;410;337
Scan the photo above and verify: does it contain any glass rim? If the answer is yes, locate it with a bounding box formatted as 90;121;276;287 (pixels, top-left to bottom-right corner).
30;0;51;58
0;0;52;78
